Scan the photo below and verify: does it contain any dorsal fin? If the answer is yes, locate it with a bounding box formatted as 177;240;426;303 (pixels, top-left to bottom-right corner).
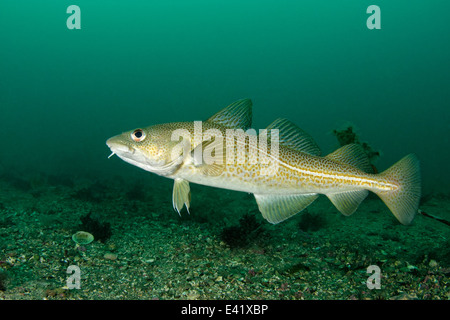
206;99;252;130
265;118;321;156
325;144;373;172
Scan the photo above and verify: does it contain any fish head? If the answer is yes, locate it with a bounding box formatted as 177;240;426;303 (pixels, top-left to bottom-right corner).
106;123;189;176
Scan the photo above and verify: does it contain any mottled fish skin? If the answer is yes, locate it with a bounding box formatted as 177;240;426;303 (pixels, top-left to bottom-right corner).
107;99;421;225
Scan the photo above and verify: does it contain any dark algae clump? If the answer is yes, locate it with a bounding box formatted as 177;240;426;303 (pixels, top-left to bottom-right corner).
79;212;112;243
332;126;380;168
220;213;266;248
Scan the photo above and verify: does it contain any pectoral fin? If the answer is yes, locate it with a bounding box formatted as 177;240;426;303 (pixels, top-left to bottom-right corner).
191;139;225;177
172;178;191;215
254;193;319;224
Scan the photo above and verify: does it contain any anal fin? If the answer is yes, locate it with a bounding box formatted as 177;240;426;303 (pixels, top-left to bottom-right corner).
254;193;318;224
172;178;191;215
326;190;368;216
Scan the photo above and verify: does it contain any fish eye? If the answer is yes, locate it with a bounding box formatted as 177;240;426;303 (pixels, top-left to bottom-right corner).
131;129;146;142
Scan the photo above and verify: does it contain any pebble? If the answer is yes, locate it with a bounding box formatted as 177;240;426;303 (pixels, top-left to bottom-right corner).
104;253;118;261
389;293;418;300
429;260;438;267
187;291;200;300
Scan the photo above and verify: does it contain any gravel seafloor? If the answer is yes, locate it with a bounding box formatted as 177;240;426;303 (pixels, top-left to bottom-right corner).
0;173;449;300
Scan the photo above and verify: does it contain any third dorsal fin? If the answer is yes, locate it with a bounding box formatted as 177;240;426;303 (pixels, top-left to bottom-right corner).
325;144;373;172
265;118;321;156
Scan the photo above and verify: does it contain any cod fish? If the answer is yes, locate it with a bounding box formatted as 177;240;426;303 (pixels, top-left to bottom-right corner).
106;99;421;225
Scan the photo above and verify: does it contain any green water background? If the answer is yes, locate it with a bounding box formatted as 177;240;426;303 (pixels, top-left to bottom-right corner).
0;0;449;194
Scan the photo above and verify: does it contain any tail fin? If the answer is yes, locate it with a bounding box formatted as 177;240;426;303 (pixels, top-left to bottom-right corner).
375;154;421;225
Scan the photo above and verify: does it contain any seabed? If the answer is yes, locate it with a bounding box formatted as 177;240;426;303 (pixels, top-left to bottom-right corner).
0;172;448;300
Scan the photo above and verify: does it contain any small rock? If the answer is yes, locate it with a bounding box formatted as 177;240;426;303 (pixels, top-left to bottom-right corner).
389;293;418;300
103;253;117;261
187;291;200;300
72;231;94;245
429;260;438;267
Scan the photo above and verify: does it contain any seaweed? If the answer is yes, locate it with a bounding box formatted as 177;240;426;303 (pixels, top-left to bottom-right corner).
220;213;266;248
79;212;112;243
332;126;380;167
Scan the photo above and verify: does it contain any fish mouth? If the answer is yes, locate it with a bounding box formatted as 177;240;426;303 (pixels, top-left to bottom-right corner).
106;136;163;174
106;137;135;157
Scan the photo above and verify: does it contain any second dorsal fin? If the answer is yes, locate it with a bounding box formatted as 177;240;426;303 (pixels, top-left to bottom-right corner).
265;118;321;156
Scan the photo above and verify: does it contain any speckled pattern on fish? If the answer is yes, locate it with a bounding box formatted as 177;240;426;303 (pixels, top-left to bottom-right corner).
107;99;421;226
